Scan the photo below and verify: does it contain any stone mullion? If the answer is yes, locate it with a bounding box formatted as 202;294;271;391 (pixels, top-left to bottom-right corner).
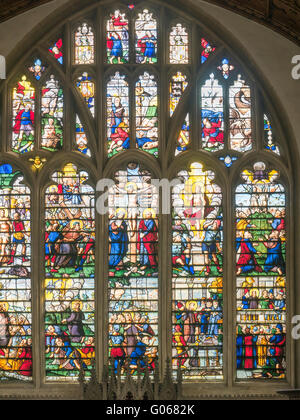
95;4;103;381
253;86;263;153
1;84;8;153
158;3;173;379
129;69;136;151
159;5;166;168
64;20;72;153
37;45;98;157
32;174;43;389
96;198;106;380
163;199;172;376
225;169;234;388
190;22;199;153
165;80;192;163
97;4;104;169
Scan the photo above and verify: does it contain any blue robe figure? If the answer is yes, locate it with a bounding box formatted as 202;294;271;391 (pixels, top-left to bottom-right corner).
268;324;286;363
136;137;154;148
45;230;60;257
264;238;285;274
207;306;222;336
109;220;128;268
110;35;123;58
138;32;156;62
200;311;210;335
111;102;124;134
62;184;82;205
129;340;147;368
236;327;244;369
143;37;156;58
110;325;125;374
242;294;250;310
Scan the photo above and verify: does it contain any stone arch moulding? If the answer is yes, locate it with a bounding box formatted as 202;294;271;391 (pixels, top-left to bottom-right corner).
1;0;300;46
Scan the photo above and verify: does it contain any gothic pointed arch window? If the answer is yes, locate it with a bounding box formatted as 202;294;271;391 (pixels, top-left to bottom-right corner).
0;0;293;396
0;163;32;380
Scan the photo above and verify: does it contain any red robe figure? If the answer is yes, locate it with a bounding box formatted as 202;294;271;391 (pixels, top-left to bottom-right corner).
202;112;224;145
18;342;33;377
49;39;63;64
243;328;258;370
236;231;263;275
13;105;34;142
137;211;158;270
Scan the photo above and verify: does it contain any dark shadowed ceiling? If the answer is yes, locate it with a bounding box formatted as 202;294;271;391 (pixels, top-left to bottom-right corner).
0;0;300;45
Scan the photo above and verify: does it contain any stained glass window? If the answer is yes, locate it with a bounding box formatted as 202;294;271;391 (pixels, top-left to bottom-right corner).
219;155;238;168
12;76;35;154
107;72;130;158
218;58;234;79
201;38;215;64
0;164;32;380
170;72;188;117
75;23;95;65
175;114;190;156
28;59;46;81
76;115;91;156
76;73;95;117
45;164;95;381
135;9;157;64
3;0;292;391
236;162;286;379
229;75;252;152
201;74;224;152
136;72;158;157
107;10;129;64
41;75;64;151
108;164;159;374
169;24;189;64
172;162;223;379
49;39;63;65
264;115;280;155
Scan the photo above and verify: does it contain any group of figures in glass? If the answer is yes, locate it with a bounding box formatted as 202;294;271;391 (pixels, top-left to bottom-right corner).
44;164;95;380
235;163;286;379
0;164;32;379
172;162;286;380
0;158;287;381
108;164;159;375
0;3;286;383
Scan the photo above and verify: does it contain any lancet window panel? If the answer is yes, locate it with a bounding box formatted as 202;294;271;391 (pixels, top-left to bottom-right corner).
0;164;32;381
74;23;95;65
108;164;159;376
44;164;95;382
172;162;224;380
235;162;287;380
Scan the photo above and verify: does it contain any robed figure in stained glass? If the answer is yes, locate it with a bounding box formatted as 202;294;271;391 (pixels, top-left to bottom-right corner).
109;210;129;273
107;10;129;64
138;209;158;270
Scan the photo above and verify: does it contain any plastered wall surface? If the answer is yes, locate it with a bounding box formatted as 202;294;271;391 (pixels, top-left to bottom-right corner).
0;0;69;57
